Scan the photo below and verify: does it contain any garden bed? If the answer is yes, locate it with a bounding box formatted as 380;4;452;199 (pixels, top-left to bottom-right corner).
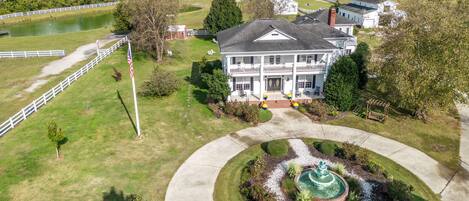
214;139;440;201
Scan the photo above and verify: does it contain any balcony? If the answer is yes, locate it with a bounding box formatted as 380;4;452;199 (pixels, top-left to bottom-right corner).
229;63;326;75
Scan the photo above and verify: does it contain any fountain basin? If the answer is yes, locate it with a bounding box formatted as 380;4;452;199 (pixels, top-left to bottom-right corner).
295;167;349;201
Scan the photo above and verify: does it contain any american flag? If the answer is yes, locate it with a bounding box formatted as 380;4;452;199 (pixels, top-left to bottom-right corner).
127;44;134;78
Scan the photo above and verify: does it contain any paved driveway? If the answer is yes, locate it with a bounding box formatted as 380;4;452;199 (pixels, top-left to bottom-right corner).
165;108;468;201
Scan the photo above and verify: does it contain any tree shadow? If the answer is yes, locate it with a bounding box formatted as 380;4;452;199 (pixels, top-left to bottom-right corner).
193;88;208;104
116;90;138;135
58;137;68;147
102;186;141;201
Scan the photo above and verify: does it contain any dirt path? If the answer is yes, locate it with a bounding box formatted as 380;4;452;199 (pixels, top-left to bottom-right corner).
24;36;117;93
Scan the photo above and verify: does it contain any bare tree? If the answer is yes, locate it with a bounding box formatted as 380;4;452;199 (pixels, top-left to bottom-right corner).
130;0;179;62
246;0;275;20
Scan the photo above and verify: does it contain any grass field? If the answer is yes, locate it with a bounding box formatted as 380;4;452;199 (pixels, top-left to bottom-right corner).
297;0;334;10
0;28;111;122
0;37;248;201
215;139;440;201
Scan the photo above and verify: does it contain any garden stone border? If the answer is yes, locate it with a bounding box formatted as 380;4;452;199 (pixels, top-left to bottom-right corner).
165;108;468;201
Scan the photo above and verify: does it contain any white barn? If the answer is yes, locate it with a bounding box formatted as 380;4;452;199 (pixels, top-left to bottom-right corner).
338;0;398;28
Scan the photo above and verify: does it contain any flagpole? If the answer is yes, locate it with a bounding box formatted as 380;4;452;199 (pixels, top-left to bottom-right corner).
128;41;142;137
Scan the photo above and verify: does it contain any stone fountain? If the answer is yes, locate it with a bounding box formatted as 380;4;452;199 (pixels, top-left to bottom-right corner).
295;161;349;201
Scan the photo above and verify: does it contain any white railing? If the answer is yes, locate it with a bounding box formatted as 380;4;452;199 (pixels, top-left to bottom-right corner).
0;2;118;20
0;50;65;58
0;36;128;137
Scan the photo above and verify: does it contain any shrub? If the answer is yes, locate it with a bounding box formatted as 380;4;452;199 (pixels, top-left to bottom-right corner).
324;56;359;111
296;190;313;201
265;140;289;157
363;160;382;174
250;155;266;179
140;67;180;97
345;176;363;195
317;142;338;156
250;183;275;201
303;100;327;120
333;163;346;176
350;42;370;89
347;191;361;201
356;150;370;166
341;142;360;161
243;105;260;124
259;109;273;123
387;180;414;201
287;162;303;178
282;177;297;199
203;69;230;102
224;102;239;116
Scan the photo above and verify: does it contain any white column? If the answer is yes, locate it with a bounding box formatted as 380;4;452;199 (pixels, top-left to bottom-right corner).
260;55;264;98
226;56;231;74
292;54;298;99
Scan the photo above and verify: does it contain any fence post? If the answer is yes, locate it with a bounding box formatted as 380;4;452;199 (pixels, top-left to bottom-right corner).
9;117;14;129
21;109;26;120
33;101;37;112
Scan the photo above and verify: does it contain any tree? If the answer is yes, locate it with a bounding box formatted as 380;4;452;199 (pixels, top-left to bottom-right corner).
324;56;359;111
246;0;275;20
112;0;132;34
203;0;242;34
47;121;65;159
140;67;181;97
350;42;370;89
203;69;230;102
373;0;469;119
130;0;179;62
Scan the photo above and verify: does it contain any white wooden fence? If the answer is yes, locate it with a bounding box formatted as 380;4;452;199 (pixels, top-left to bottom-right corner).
0;50;65;58
0;36;128;137
0;2;118;20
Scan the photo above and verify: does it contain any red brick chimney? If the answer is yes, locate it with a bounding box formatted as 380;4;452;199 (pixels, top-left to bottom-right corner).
328;7;337;27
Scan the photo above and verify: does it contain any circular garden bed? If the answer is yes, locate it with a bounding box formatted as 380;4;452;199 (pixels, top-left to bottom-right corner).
214;139;439;201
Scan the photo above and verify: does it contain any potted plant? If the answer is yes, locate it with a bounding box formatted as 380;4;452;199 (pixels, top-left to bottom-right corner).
292;101;299;109
287;92;292;100
263;94;268;100
261;101;268;110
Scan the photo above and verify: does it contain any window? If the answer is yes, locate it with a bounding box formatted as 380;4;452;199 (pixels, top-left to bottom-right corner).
298;55;316;64
275;56;281;64
296;75;314;89
346;49;352;55
272;33;279;36
243;56;254;64
231;57;242;65
269;56;275;65
346;28;350;35
298;82;305;88
305;82;312;88
234;77;251;91
314;54;318;63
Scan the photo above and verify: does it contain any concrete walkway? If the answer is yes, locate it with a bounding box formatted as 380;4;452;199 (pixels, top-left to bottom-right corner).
165;109;468;201
457;104;469;171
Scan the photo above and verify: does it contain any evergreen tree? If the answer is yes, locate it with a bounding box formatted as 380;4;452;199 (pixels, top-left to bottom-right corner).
112;0;132;34
203;0;242;34
324;56;359;111
350;42;370;89
203;69;230;102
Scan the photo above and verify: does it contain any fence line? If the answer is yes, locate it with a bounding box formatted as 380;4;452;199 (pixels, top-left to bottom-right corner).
0;36;128;137
0;2;118;20
0;50;65;58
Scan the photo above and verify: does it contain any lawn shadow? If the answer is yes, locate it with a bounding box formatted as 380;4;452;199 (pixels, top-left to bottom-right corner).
116;90;138;136
193;88;208;104
102;186;141;201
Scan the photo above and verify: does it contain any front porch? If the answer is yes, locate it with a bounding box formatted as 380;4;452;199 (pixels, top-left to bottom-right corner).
229;91;324;103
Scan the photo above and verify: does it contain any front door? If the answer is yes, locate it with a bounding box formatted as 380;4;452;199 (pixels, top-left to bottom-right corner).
267;78;281;91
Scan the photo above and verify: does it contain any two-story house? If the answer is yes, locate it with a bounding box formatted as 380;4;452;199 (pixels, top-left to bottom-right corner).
338;0;397;28
216;14;356;102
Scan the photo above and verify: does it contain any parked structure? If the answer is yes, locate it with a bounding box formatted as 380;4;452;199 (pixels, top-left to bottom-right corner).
166;25;189;40
294;8;356;36
338;0;397;28
216;13;356;102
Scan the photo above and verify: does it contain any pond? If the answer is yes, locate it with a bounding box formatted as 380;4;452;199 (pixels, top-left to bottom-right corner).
0;12;114;37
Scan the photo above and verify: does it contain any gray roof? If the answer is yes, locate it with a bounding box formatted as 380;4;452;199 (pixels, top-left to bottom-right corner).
293;9;356;25
339;3;377;14
297;23;351;38
217;19;348;53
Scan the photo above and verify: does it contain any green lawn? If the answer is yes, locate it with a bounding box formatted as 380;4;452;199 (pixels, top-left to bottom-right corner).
297;0;334;10
0;28;111;122
0;38;248;201
215;139;440;201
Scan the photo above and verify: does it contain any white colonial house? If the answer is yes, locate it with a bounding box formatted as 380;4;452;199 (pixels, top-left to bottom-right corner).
216;12;356;102
338;0;398;28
